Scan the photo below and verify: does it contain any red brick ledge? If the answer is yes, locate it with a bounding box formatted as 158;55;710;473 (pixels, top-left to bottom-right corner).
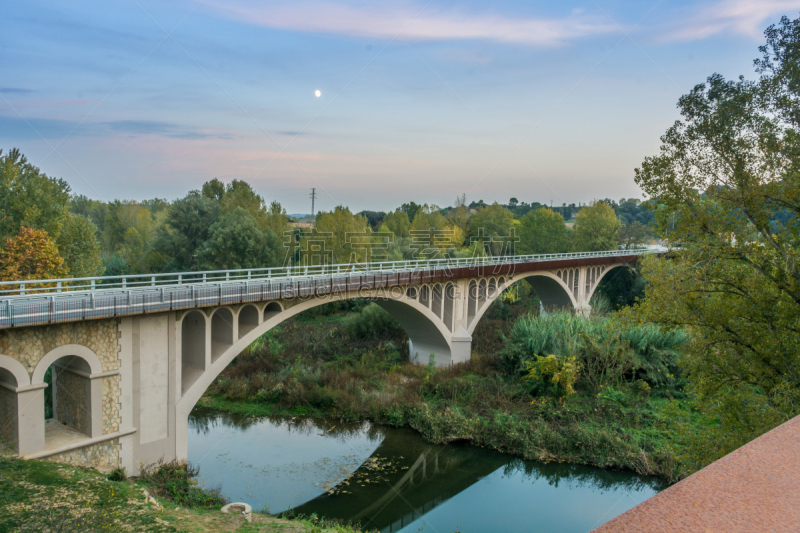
593;415;800;533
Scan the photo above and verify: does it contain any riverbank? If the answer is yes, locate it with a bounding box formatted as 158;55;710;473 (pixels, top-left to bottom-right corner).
0;452;367;532
202;296;694;483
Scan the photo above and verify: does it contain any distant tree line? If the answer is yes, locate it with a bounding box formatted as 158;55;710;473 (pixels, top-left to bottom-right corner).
0;149;656;283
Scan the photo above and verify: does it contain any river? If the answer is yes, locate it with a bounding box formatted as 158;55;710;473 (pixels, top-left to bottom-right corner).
188;408;663;533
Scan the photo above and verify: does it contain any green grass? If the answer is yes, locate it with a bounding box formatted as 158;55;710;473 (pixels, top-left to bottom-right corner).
0;453;370;533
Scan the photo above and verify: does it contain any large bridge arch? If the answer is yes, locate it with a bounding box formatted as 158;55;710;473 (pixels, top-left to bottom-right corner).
465;272;577;335
174;288;458;460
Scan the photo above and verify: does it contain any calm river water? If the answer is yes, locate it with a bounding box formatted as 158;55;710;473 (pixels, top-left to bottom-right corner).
188;408;663;533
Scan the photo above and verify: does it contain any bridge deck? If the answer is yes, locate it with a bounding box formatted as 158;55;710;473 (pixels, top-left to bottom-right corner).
0;249;657;329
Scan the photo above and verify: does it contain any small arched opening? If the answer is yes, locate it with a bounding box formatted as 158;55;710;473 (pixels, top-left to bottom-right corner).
238;305;260;339
432;284;443;318
478;279;488;308
182;310;206;394
467;280;478;324
443;283;455;331
211;308;234;362
43;356;94;449
0;368;18;449
406;286;417;300
419;285;430;308
264;302;283;321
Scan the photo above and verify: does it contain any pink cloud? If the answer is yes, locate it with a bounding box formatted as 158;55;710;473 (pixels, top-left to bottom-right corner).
663;0;800;42
208;1;619;46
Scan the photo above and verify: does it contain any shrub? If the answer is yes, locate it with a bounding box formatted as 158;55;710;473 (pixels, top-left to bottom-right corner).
342;303;405;339
525;354;580;398
138;460;226;508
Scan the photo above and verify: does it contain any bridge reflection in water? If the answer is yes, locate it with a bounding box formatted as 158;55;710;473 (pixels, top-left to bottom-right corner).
188;411;664;533
287;426;664;533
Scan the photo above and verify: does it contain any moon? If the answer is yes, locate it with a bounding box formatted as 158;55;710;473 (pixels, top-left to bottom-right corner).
314;89;321;97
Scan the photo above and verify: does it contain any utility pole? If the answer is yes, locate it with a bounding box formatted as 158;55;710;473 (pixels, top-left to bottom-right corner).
309;188;317;219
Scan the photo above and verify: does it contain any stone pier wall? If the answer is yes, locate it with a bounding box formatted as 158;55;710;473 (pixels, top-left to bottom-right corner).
45;438;121;474
102;374;121;435
55;369;89;435
0;387;15;446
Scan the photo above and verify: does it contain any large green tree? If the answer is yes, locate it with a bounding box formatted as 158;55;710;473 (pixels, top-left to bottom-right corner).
573;201;621;251
467;203;515;256
152;192;221;271
57;213;103;278
198;207;281;270
0;148;71;241
632;16;800;470
518;207;571;254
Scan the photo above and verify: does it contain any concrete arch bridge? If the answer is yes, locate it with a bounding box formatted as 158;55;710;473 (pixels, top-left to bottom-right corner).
0;249;656;474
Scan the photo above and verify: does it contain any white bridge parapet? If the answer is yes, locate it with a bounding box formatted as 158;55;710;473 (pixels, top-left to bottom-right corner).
0;249;661;474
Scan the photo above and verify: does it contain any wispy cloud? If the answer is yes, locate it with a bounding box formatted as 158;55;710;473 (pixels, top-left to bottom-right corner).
663;0;800;41
209;1;619;46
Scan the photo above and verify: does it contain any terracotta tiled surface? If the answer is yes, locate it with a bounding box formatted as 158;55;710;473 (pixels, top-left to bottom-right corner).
593;415;800;533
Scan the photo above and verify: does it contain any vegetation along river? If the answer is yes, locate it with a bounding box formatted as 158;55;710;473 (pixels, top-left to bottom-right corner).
188;408;663;533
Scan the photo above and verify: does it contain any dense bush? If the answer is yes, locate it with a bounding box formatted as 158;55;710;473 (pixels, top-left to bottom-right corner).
502;312;686;394
341;303;405;339
139;460;226;508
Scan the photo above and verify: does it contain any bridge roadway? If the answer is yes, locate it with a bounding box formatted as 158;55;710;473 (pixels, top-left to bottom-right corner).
0;248;659;475
0;249;656;329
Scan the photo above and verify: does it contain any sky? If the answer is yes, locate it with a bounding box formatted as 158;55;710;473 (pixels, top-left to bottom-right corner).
1;0;799;213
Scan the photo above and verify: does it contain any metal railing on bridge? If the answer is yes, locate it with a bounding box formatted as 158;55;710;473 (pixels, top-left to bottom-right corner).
0;248;663;328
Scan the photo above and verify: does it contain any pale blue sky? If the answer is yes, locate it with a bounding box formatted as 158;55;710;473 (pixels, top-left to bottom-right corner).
1;0;797;212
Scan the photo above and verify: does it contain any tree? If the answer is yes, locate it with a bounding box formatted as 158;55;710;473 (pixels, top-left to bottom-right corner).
220;180;267;227
201;178;225;202
631;16;800;470
57;213;103;278
0;227;68;286
410;205;450;258
573;201;621;251
197;207;281;270
467;203;515;256
309;206;368;264
518;208;571;254
617;221;650;249
382;210;410;239
0;148;71;241
399;202;421;222
264;200;290;240
152;192;221;271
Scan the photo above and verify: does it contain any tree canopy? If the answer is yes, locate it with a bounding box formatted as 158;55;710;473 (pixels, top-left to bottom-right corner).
573;201;621;251
631;15;800;469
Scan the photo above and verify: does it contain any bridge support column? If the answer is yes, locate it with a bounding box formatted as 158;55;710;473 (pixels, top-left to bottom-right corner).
15;384;46;456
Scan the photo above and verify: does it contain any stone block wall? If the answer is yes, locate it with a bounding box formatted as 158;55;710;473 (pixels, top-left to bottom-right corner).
0;319;121;374
45;438;121;474
102;374;120;435
55;369;89;435
0;387;16;446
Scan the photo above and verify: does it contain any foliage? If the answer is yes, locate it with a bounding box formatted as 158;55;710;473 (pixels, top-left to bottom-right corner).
310;206;369;264
0;227;69;285
56;213;103;278
466;203;515;255
139;460;226;509
632;16;800;468
341;303;405;339
197;207;282;270
381;210;410;239
518;207;571;254
617;221;650;249
0;148;71;242
578;333;635;393
152;192;221;271
525;354;580;398
573;201;621;251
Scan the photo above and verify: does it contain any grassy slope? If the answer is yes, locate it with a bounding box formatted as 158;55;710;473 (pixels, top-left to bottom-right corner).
0;454;363;533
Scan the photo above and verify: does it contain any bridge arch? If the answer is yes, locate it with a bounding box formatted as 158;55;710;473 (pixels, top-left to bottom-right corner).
465;271;577;335
174;289;457;459
0;354;31;388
